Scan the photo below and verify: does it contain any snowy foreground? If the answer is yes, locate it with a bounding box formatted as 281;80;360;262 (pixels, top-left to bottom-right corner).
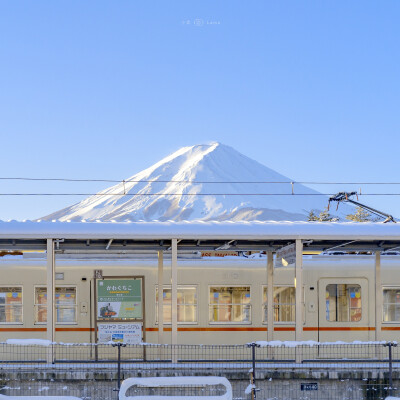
0;396;397;400
0;397;81;399
0;377;233;400
1;340;399;399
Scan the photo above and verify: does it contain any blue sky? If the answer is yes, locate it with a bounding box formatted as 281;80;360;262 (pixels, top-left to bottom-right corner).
1;1;400;220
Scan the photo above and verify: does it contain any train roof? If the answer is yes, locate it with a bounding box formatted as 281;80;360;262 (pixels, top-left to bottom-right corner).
1;253;400;270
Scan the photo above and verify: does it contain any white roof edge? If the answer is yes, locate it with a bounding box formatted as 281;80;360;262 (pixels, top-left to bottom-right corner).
1;220;400;240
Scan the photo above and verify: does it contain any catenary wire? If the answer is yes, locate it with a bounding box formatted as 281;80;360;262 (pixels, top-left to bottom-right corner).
1;177;400;185
1;193;400;196
1;177;399;196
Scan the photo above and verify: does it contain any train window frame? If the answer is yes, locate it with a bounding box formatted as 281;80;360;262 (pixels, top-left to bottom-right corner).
34;285;78;325
382;286;400;323
325;284;362;323
0;286;23;325
154;285;198;325
208;285;252;325
262;285;296;325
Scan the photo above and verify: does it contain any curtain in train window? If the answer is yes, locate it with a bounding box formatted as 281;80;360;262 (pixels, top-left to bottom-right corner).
325;284;361;322
263;286;295;323
383;288;400;322
155;286;197;323
209;286;251;323
0;287;22;323
34;287;77;324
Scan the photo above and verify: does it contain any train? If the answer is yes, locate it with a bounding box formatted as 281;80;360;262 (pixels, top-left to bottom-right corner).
0;252;399;344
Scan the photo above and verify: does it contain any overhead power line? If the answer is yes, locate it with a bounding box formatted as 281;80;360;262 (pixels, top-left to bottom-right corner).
1;177;399;196
1;177;400;185
1;193;400;197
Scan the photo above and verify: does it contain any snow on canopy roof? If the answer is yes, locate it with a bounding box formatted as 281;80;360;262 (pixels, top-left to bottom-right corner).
1;220;400;240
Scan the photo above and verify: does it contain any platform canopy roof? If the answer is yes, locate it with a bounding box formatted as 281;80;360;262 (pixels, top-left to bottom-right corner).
1;220;400;252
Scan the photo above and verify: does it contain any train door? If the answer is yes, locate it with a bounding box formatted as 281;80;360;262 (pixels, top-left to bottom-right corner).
318;278;369;342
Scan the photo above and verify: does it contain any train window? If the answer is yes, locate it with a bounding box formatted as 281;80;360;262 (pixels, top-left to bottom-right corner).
0;287;23;324
155;286;197;324
383;288;400;322
262;286;295;323
34;287;77;324
326;284;361;322
209;286;251;324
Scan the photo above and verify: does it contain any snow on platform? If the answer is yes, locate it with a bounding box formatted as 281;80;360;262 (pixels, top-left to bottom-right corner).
0;396;81;399
5;339;52;346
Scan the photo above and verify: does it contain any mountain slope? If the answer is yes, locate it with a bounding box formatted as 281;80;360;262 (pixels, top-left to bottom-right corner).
41;143;350;222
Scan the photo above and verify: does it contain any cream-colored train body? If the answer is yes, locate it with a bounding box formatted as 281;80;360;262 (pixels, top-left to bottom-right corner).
0;254;399;344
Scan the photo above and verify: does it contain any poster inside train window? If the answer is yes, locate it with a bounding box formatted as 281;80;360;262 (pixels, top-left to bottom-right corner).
97;278;143;320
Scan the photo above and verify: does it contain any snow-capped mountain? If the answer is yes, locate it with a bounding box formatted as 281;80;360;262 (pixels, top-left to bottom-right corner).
41;143;350;222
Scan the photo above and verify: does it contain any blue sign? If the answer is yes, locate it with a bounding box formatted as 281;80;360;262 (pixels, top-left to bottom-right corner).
301;383;318;391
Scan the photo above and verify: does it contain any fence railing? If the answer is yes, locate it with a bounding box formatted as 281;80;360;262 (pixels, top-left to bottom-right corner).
0;341;399;399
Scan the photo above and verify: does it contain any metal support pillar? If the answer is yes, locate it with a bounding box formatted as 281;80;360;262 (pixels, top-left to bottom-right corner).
46;239;55;363
295;239;303;342
267;251;274;342
375;251;382;341
158;250;164;344
171;239;178;347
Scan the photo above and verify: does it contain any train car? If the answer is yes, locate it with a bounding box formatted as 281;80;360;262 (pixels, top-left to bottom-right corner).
0;253;399;344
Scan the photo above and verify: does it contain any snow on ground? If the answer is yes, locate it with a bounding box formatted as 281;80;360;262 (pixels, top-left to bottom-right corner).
0;361;396;370
5;339;52;346
0;397;81;399
253;340;388;347
244;384;255;395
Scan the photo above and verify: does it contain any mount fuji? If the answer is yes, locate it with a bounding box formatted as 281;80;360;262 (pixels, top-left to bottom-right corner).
41;143;351;222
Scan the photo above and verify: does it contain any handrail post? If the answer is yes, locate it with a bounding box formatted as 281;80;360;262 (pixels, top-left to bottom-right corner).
247;342;260;399
112;342;127;396
384;341;397;397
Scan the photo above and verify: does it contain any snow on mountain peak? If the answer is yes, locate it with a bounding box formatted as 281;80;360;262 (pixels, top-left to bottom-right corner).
41;143;347;222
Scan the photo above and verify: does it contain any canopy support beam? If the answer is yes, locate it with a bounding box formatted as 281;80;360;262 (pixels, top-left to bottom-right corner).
375;251;382;341
46;238;55;363
267;251;274;341
295;239;303;342
171;239;178;346
158;250;164;344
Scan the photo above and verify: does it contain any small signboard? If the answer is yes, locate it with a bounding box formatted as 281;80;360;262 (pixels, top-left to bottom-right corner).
98;322;142;344
201;251;239;257
94;269;103;279
300;383;318;391
97;278;143;320
276;243;296;267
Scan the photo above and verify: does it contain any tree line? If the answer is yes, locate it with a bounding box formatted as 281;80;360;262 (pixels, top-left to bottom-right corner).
307;207;377;222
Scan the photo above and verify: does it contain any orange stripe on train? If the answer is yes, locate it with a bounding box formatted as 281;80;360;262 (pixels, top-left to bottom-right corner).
0;326;391;333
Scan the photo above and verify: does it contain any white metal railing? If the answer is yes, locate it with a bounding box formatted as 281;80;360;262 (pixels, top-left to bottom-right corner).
118;376;233;400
